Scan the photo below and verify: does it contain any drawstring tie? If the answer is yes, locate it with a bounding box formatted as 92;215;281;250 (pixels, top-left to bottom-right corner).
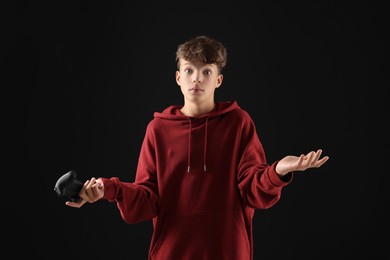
187;117;208;173
187;118;192;173
203;118;208;172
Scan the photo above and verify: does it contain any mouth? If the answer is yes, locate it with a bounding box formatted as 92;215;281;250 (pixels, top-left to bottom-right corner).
190;87;204;92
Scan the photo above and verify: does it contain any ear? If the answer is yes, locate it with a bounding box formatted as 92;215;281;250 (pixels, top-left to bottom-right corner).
175;71;181;86
215;74;223;88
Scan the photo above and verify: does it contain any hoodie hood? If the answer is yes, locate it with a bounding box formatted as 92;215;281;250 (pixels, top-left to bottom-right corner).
153;100;239;120
153;101;240;173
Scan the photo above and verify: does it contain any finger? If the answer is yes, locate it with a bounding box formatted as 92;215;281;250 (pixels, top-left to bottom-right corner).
65;198;87;208
82;179;90;192
78;180;89;199
90;182;103;201
85;177;97;197
313;156;329;167
79;180;93;202
304;151;315;168
296;154;305;169
86;177;97;189
91;181;103;189
312;149;322;162
308;150;316;160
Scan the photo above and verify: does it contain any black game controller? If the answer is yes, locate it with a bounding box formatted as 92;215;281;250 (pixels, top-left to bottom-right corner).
54;170;83;202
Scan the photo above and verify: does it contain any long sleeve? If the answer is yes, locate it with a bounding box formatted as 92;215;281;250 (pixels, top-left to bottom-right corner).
237;115;293;209
101;123;159;224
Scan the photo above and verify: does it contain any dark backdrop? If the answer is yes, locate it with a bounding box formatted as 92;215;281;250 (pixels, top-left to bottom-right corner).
4;1;388;259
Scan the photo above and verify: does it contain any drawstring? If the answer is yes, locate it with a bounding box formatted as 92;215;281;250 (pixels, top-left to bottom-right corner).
186;117;208;173
203;118;208;172
187;118;192;173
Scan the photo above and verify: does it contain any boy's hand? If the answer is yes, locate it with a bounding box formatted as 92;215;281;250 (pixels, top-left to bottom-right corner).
66;177;104;208
276;149;329;176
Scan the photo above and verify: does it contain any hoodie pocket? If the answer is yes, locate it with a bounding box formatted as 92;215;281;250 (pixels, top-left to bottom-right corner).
150;210;250;259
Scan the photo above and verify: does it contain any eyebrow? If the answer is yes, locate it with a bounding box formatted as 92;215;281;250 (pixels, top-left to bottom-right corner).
182;62;214;69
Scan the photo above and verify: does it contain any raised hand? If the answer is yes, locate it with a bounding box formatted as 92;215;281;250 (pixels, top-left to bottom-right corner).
275;149;329;176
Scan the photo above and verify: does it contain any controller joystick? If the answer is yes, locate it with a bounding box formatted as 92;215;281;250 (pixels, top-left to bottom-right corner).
54;170;83;202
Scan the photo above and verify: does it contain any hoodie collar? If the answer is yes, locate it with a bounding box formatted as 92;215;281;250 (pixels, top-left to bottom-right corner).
153;101;239;120
153;101;240;173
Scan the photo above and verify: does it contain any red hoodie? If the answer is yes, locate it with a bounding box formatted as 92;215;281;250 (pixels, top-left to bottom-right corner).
100;100;293;260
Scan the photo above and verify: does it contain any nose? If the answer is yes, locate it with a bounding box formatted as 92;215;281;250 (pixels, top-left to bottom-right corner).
192;72;202;83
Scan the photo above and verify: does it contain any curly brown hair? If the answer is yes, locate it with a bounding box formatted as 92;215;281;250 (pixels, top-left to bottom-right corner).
175;35;227;74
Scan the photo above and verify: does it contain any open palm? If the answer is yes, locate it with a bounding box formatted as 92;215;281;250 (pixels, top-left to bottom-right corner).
276;149;329;176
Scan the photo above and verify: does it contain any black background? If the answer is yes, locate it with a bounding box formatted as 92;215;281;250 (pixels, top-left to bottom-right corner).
3;1;388;259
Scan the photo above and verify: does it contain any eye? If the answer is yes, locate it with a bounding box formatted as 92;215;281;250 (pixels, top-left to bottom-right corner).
184;68;193;74
203;70;212;75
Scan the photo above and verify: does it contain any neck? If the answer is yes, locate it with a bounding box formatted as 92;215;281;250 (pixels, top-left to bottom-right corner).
180;101;215;117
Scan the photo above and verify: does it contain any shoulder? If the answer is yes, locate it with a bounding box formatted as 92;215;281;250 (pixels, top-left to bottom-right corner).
228;106;254;124
145;117;160;131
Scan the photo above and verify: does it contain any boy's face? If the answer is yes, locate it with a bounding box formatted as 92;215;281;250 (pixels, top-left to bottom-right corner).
176;59;223;105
